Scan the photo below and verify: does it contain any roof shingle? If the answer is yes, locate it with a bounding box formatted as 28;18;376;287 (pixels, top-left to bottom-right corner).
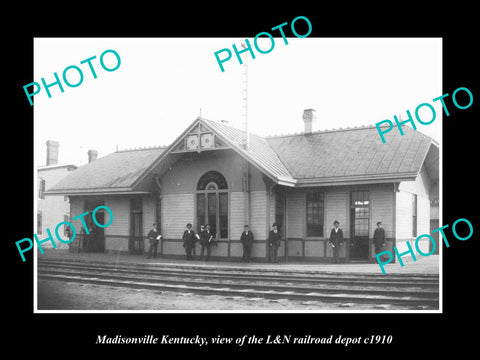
46;118;436;195
265;125;433;180
47;147;166;193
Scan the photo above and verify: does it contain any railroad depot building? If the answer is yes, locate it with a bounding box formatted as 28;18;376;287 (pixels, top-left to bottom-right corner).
37;140;78;248
46;111;439;263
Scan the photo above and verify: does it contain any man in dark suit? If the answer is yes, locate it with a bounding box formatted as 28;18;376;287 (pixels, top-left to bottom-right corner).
373;221;386;260
182;223;197;260
240;225;254;263
200;224;214;261
146;223;161;259
329;220;344;263
267;223;281;263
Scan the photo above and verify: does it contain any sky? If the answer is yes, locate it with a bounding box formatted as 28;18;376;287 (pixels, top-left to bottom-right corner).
34;37;442;167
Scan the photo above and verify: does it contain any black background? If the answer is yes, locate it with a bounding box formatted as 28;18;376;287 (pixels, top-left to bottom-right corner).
6;3;478;356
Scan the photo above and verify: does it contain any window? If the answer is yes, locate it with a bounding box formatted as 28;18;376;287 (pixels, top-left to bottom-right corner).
38;178;46;199
197;171;228;190
351;190;370;237
196;171;228;238
412;194;417;237
130;198;143;254
37;211;42;235
306;191;324;237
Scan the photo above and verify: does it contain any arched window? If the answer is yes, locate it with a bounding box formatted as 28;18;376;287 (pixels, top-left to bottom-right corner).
197;171;228;190
196;171;228;239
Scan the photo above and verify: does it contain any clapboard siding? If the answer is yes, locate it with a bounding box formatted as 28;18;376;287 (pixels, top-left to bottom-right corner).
325;191;348;238
162;194;194;238
269;192;276;229
70;198;84;226
286;191;304;238
370;188;394;239
230;192;245;240
104;197;129;236
396;191;413;239
250;191;267;240
142;196;156;236
396;190;430;241
417;195;430;236
68;198;85;248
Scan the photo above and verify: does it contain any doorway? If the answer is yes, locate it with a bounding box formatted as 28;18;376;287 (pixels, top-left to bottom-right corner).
130;198;144;254
92;211;105;252
84;199;105;253
350;190;370;260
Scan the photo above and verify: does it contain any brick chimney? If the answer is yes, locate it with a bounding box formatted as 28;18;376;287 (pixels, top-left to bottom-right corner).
46;140;59;166
88;150;98;163
302;109;316;134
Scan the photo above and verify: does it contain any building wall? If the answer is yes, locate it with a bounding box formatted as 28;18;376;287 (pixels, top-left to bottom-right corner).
396;164;432;260
68;195;160;254
156;149;270;259
370;186;395;258
284;184;395;262
37;166;76;248
66;181;408;263
104;197;130;252
62;161;431;264
158;150;266;194
162;193;194;238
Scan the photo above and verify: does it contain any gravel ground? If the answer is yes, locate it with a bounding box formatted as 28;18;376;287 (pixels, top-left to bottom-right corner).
37;279;427;311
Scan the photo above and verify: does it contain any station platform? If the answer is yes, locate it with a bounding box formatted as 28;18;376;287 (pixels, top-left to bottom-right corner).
37;249;440;275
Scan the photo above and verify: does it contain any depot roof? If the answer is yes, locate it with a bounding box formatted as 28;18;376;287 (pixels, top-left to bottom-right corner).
46;117;438;195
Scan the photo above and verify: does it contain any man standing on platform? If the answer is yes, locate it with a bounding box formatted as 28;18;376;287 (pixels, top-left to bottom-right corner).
182;223;197;260
200;224;214;261
373;221;386;261
146;223;161;259
329;220;344;263
268;223;281;263
240;225;254;263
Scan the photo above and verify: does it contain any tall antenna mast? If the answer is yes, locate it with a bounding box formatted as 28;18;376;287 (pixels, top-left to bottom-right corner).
240;43;250;227
241;42;249;150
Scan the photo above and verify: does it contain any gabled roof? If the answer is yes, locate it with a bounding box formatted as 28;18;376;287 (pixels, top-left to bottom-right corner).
45;117;438;195
266;125;437;185
46;146;166;195
201;118;293;182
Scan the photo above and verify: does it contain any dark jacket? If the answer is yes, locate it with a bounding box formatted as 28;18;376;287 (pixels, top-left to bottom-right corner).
268;230;281;247
240;231;254;246
329;228;344;245
147;229;159;242
373;227;386;246
182;230;197;248
200;230;214;246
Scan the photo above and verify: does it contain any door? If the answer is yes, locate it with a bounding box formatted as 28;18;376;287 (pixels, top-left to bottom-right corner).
350;191;370;260
275;190;286;260
93;212;105;252
130;198;144;254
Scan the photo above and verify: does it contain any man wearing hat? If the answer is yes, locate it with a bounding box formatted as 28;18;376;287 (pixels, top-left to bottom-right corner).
199;224;214;261
146;223;162;259
267;223;281;263
373;221;386;260
240;225;254;263
182;223;197;260
329;220;344;263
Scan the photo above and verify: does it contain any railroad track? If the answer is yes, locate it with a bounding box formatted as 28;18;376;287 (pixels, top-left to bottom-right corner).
37;258;439;308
